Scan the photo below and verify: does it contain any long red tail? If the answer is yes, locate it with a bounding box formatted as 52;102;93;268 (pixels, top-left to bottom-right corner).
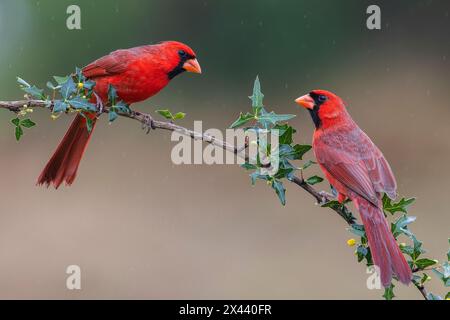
355;197;412;287
37;114;96;188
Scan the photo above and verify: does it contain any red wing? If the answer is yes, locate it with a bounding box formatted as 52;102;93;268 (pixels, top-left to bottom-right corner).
316;147;379;206
363;154;397;199
82;49;138;78
315;130;397;205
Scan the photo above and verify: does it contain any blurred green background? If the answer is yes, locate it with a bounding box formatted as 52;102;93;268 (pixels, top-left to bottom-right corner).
0;0;449;299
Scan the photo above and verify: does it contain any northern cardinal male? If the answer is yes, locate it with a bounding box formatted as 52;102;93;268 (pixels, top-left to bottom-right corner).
295;90;412;286
38;41;201;188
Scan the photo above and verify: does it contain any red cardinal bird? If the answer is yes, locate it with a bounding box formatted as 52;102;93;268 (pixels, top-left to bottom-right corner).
295;90;412;286
37;41;201;188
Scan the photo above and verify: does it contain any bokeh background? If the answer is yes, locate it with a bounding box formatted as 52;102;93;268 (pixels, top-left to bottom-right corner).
0;0;449;299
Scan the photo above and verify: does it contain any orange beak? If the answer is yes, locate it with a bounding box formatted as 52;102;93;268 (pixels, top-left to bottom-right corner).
183;58;202;74
295;94;315;110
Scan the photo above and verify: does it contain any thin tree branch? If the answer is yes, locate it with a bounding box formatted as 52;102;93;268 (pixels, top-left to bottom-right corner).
0;98;427;300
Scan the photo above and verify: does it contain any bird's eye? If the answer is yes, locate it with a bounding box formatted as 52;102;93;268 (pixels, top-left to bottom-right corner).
178;50;187;57
318;95;327;102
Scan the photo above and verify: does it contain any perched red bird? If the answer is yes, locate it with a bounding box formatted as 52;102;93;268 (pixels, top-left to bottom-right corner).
295;90;412;286
37;41;201;188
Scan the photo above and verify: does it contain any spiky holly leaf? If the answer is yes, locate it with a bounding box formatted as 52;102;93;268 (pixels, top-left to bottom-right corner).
415;258;437;270
11;118;20;126
306;175;324;185
60;77;76;99
427;292;442;300
391;214;416;238
68;97;96;112
249;76;264;113
53;100;69;113
109;111;118;123
53;75;69;85
301;160;316;170
15;126;23;141
230;112;255;128
20;119;35;128
382;194;415;215
257;108;295;128
173;112;186;120
383;283;395;300
272;179;286;206
241;163;257;170
156;109;173;120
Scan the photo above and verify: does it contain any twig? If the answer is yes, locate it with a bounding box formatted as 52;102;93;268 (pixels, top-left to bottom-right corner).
0;98;427;299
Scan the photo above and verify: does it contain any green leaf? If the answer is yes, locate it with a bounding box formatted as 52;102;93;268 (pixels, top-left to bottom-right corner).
292;144;312;160
249;76;264;113
112;101;131;114
230;112;255;128
301;160;316;170
432;261;450;287
356;245;368;262
349;223;366;237
83;80;96;90
173;112;186;120
306;175;324;185
250;172;269;185
15;126;23;141
274;124;295;145
23;86;45;99
278;144;311;160
20;119;36;128
382;283;395;300
420;273;431;285
53;100;69;113
53;75;69;85
400;245;415;256
156;109;173;120
391;214;416;238
108;111;118;123
108;84;118;104
272;180;286;206
415;258;437;270
60;77;76;99
67;97;96;112
241;163;257;170
85;117;94;133
426;292;442;300
17;77;30;87
447;238;450;261
11;118;20;126
382;194;415;215
46;81;57;90
257;108;296;127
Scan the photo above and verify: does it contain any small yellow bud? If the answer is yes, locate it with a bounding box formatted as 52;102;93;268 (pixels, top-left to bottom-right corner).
77;82;84;89
347;238;356;247
82;95;86;99
446;297;450;300
399;243;406;248
26;108;33;113
51;114;59;120
18;111;27;116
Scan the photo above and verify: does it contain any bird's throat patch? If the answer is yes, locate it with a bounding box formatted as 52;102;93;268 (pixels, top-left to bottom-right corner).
308;106;321;128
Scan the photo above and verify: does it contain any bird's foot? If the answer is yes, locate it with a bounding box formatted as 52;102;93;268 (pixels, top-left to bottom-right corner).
142;114;156;134
318;191;335;205
93;92;104;114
